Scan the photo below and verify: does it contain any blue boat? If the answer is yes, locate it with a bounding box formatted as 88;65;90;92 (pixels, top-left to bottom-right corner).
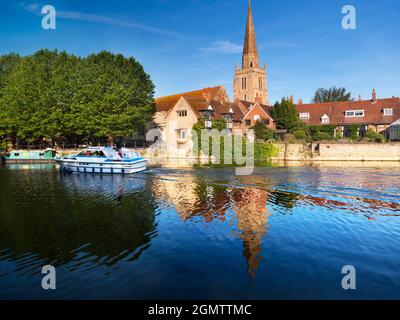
55;147;147;174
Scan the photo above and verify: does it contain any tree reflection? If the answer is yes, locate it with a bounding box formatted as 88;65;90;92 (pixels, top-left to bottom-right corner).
0;169;157;274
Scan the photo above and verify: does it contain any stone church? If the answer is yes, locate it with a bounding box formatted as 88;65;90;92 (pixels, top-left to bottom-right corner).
152;0;275;158
233;0;268;105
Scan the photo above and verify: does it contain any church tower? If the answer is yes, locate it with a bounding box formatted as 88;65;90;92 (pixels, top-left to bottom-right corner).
234;0;268;105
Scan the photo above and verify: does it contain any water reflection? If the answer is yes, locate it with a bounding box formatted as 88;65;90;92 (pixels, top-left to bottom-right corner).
1;164;400;299
152;172;278;278
0;168;157;277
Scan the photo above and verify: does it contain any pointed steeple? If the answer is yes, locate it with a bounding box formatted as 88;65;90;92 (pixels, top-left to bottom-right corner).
242;0;259;68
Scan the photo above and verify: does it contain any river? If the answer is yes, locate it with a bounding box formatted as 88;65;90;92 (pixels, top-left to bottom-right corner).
0;164;399;299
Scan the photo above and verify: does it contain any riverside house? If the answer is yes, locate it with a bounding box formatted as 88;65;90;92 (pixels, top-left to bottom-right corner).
153;86;275;158
295;89;400;139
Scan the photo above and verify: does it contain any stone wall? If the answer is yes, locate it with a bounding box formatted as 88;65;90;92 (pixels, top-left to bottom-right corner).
273;142;400;162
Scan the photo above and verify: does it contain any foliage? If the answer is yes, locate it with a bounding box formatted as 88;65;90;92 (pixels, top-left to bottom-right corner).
0;50;155;147
192;120;278;164
270;98;300;131
254;142;279;161
347;125;361;140
365;129;386;143
293;129;309;141
313;87;352;103
251;120;274;141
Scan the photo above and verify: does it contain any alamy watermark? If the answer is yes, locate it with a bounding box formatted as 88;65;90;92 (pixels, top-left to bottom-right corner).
342;5;357;30
341;265;356;290
41;265;56;290
146;126;255;176
41;5;56;30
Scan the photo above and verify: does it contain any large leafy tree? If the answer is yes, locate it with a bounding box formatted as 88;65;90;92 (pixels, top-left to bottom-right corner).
0;53;21;139
72;51;155;144
313;87;352;103
270;98;300;131
0;50;155;147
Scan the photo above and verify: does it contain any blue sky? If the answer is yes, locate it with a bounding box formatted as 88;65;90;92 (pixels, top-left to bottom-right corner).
1;0;400;103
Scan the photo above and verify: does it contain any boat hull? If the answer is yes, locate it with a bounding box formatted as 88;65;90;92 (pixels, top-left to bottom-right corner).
56;159;147;174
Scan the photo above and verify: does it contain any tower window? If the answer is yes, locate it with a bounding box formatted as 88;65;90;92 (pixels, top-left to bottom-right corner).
242;77;247;90
259;78;263;90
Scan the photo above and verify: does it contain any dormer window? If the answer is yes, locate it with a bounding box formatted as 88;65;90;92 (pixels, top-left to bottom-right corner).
299;112;310;120
345;110;364;118
321;114;330;124
383;108;393;116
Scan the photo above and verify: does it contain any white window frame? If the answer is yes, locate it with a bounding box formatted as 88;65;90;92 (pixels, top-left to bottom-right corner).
321;114;330;124
178;129;186;140
383;108;393;116
345;110;365;118
254;114;260;121
299;112;310;120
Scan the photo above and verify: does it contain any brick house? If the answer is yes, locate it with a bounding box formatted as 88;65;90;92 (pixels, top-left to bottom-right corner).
295;90;400;138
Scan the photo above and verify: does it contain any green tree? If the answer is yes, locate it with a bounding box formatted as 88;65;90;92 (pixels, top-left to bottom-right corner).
251;120;274;140
270;98;300;131
0;50;156;147
0;53;21;140
72;51;155;145
313;87;352;103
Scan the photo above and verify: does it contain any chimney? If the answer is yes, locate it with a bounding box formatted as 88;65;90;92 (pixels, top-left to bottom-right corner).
358;95;362;101
289;95;294;103
298;99;303;105
372;88;377;103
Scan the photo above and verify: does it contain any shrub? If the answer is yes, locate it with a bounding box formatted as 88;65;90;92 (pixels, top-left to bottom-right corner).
365;129;386;143
316;132;333;141
251;121;274;141
254;142;279;161
293;129;308;141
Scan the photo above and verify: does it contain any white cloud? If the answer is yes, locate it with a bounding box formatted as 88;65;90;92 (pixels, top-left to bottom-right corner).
21;2;184;38
200;40;242;54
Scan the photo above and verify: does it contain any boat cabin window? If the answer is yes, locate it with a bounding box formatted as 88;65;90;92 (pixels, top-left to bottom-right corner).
39;153;44;157
14;153;19;157
78;150;106;157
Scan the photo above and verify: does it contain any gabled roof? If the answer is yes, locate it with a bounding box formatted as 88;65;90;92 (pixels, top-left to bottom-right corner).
236;99;274;119
155;86;228;113
295;97;400;126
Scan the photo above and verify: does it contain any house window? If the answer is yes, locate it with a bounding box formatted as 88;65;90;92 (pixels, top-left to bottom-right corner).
178;130;186;140
383;108;393;116
263;119;270;125
299;112;310;120
321;114;330;124
254;115;260;121
178;110;187;117
346;110;364;117
245;120;251;126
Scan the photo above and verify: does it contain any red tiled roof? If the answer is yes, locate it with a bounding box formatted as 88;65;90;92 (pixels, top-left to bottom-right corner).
295;98;400;126
155;86;227;112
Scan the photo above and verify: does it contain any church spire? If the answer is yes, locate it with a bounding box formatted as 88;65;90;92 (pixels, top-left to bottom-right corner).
242;0;259;68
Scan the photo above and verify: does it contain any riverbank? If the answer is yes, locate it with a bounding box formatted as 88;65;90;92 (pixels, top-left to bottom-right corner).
272;142;400;162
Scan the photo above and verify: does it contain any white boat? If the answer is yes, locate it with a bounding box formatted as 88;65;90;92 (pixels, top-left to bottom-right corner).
55;147;147;174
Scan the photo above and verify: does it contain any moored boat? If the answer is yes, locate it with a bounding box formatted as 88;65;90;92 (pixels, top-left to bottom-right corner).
55;146;147;174
4;148;59;162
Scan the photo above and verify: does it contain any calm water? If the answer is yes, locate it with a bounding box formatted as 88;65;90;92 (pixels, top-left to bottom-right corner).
0;163;400;300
